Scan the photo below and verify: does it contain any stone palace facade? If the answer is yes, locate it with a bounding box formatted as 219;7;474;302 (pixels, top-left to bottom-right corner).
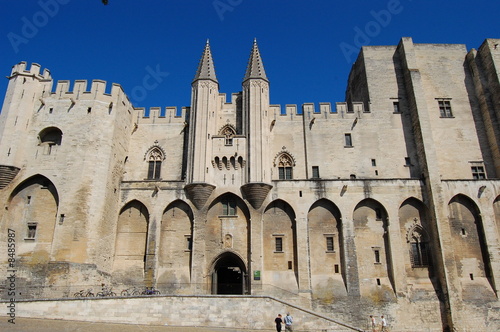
0;37;499;331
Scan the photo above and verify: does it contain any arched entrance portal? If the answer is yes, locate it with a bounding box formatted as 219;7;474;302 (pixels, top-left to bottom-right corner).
211;252;247;295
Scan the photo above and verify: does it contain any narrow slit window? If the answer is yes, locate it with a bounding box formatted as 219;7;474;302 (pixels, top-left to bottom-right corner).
326;236;334;252
374;250;380;263
275;237;283;252
344;133;352;147
312;166;320;178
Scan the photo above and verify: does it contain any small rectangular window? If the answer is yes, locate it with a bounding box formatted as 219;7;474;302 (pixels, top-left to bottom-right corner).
312;166;320;179
344;133;352;147
26;223;37;240
222;200;237;216
371;159;376;166
471;166;486;179
49;108;53;114
148;161;161;180
87;107;92;114
374;250;380;263
185;235;192;251
275;237;283;252
405;157;411;166
288;261;293;270
438;100;453;117
393;102;400;113
334;264;339;273
279;167;293;180
326;236;334;252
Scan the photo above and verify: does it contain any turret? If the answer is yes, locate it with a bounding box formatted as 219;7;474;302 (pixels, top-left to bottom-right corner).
240;39;273;209
185;41;219;207
242;39;271;183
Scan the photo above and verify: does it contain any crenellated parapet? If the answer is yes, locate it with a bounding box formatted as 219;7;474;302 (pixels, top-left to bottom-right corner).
134;106;189;124
269;101;365;119
9;61;51;80
8;62;135;112
48;79;128;101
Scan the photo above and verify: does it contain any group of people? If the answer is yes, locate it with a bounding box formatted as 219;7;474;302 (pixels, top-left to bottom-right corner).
274;312;388;331
274;313;293;331
370;315;388;332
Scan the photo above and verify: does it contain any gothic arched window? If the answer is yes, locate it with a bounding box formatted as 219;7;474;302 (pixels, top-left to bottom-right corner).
409;226;431;268
278;154;293;180
147;147;164;180
220;125;236;146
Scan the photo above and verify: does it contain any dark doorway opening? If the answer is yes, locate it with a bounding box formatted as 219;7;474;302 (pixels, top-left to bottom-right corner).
212;252;247;295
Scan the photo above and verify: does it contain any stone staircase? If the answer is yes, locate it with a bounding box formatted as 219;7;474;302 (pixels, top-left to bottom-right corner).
9;295;365;331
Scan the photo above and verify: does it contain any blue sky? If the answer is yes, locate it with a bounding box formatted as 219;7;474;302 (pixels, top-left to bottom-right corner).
1;0;499;111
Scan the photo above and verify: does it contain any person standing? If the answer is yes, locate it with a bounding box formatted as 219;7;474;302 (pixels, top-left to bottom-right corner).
284;313;293;331
370;315;377;332
274;314;283;332
380;315;388;332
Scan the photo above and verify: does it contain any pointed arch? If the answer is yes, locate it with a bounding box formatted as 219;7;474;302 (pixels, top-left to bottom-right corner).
158;200;194;289
209;251;247;294
263;199;298;291
113;200;149;280
353;198;395;297
448;194;494;293
399;197;433;269
207;192;251;219
308;199;346;299
205;193;250;292
5;174;59;261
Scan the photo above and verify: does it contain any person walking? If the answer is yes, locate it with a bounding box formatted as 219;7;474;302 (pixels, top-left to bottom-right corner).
274;314;283;332
370;315;377;332
284;313;293;331
380;315;388;332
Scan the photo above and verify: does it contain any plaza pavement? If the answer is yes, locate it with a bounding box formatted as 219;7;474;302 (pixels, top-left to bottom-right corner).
0;317;275;332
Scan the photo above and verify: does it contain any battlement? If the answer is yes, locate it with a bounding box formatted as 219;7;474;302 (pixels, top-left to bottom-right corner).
134;106;189;124
271;101;364;117
10;62;51;80
49;79;127;100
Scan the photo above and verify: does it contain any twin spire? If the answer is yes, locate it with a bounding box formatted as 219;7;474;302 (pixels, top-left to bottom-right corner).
193;39;218;84
243;38;268;82
193;39;268;84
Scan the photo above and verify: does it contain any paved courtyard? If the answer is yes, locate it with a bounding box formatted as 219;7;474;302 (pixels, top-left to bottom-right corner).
0;317;273;332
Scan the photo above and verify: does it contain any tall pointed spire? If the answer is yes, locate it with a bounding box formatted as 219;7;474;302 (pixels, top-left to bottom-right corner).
193;39;218;84
243;38;268;82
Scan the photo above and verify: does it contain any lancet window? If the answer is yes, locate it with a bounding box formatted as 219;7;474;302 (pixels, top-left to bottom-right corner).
278;154;293;180
408;225;431;268
146;147;164;180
